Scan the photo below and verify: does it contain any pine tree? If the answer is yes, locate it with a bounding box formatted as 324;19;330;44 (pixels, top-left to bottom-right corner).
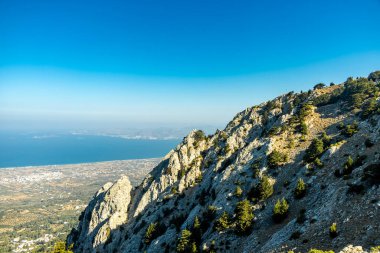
177;229;192;253
235;199;254;234
191;242;198;253
294;178;307;199
329;222;338;238
144;222;157;244
258;175;273;200
192;216;202;243
273;198;289;223
215;212;230;232
304;138;324;163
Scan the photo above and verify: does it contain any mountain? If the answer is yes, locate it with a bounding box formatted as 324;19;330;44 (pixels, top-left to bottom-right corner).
67;71;380;253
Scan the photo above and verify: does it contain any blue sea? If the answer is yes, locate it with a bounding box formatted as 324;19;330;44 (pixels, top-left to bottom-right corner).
0;132;180;168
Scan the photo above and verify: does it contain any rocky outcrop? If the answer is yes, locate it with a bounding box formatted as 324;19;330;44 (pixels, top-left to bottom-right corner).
67;176;133;251
68;72;380;253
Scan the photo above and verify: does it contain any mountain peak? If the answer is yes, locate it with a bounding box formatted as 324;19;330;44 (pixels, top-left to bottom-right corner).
68;72;380;253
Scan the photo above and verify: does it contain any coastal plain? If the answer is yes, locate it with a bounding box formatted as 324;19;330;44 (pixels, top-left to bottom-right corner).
0;159;160;253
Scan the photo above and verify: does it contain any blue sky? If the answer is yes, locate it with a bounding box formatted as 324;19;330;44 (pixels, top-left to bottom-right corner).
1;0;380;132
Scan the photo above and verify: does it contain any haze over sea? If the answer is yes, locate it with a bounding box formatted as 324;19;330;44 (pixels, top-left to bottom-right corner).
0;132;180;168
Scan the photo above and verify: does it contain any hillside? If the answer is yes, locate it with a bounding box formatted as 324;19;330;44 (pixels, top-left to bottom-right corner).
67;71;380;253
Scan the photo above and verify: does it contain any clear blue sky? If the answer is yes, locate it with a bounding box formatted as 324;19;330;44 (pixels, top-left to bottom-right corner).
1;0;379;132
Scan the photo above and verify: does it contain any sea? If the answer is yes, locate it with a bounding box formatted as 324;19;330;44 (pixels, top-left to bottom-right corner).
0;132;180;168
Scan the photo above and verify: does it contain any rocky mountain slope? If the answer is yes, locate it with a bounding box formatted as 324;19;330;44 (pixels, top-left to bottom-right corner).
67;71;380;253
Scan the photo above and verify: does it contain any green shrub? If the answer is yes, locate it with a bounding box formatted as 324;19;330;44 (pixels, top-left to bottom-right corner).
308;249;334;253
215;212;231;232
362;98;379;119
304;138;324;163
171;186;179;194
294;178;307;199
313;83;326;90
299;103;314;119
300;121;308;135
177;229;192;252
370;246;380;253
329;222;338;238
144;222;166;245
342;77;379;109
190;242;198;253
343;156;354;175
321;132;331;147
341;122;359;137
268;150;289;168
235;186;243;197
144;223;157;244
313;94;332;106
273;198;289;223
314;157;324;168
248;174;274;202
235;199;254;234
368;70;380;82
51;241;73;253
192;216;202;243
193;130;206;147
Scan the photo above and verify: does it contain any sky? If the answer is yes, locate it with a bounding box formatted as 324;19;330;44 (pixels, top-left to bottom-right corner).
1;0;380;133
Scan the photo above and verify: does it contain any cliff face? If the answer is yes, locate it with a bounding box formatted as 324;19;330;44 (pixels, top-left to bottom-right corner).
68;71;380;253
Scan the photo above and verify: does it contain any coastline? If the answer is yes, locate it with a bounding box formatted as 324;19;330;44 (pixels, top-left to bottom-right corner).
0;157;163;170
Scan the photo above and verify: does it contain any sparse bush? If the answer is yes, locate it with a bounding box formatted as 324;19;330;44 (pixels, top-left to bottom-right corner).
235;199;254;234
215;212;231;232
370;246;380;253
294;178;307;199
268;150;289;168
235;186;243;197
329;222;338;238
273;198;289;223
343;156;354;175
314;157;324;168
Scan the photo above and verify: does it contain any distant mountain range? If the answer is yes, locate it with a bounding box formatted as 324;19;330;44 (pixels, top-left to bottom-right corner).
71;126;219;140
